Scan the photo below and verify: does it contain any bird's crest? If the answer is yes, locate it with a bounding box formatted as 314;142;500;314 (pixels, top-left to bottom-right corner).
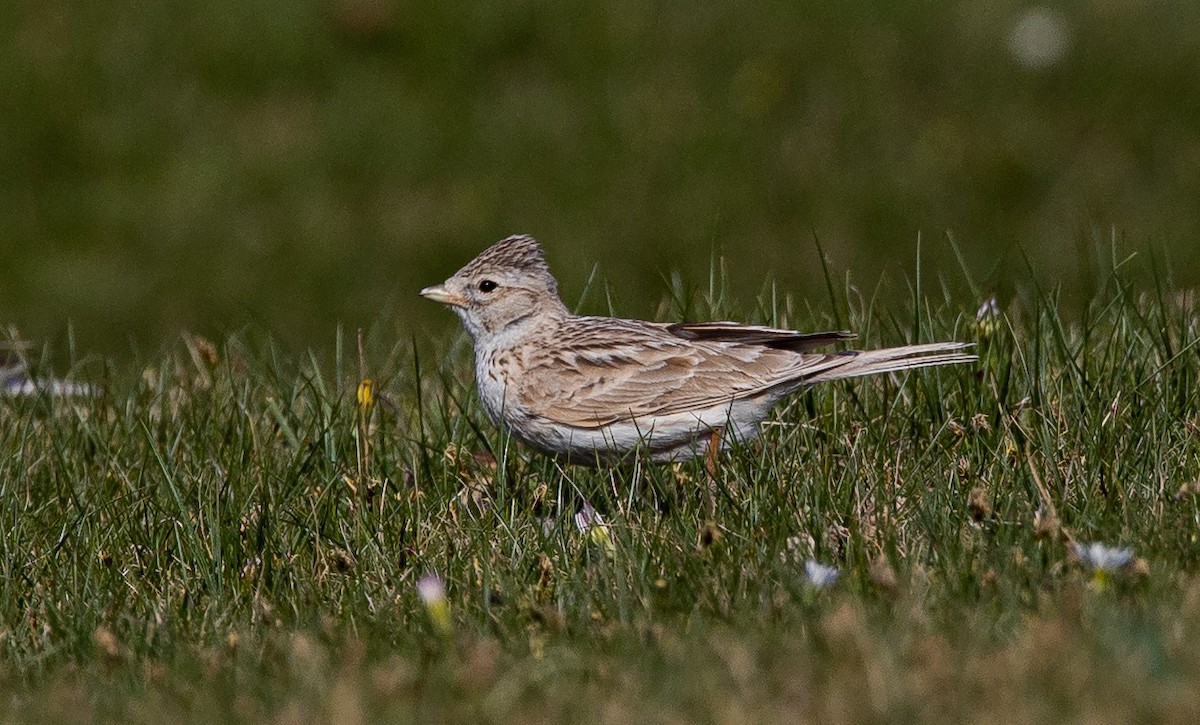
459;235;550;277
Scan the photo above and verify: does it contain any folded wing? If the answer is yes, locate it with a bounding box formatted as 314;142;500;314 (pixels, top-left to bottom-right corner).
517;318;972;429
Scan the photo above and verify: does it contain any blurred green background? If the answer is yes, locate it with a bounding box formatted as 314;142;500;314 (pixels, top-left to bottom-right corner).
3;0;1198;352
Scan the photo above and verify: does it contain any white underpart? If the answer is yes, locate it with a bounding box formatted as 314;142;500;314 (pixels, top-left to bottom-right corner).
517;395;774;464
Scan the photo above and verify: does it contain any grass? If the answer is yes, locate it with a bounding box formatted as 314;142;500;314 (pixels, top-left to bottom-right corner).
6;0;1200;718
2;250;1199;722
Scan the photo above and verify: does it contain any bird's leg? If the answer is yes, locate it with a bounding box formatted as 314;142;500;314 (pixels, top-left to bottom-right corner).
705;427;724;479
705;426;724;517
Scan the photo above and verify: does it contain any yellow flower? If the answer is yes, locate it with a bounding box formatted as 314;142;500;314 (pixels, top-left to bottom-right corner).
356;379;374;411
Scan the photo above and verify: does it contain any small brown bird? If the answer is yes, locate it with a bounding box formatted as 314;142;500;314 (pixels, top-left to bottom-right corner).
421;235;974;464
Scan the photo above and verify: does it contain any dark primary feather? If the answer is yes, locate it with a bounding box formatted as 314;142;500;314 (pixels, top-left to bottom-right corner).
665;322;855;352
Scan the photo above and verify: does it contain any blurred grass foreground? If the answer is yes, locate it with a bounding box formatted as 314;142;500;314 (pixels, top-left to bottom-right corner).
3;0;1200;351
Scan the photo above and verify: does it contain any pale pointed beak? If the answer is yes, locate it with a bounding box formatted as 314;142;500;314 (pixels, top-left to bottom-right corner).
420;284;468;308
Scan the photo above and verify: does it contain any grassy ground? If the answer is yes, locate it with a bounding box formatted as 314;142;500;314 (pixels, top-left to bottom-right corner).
3;251;1199;722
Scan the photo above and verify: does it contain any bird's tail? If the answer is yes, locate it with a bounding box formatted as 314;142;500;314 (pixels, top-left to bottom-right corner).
804;342;976;384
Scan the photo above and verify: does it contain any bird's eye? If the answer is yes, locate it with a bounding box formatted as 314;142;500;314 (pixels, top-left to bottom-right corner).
478;280;498;293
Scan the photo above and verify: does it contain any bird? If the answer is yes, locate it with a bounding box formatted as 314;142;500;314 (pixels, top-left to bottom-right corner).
420;234;974;465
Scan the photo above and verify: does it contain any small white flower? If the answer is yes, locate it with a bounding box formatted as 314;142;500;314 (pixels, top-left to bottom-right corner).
804;560;840;589
2;359;97;398
1072;542;1134;572
976;297;1001;321
574;501;615;553
573;501;606;533
1073;541;1136;592
3;378;97;397
975;297;1002;341
417;574;452;635
416;573;445;602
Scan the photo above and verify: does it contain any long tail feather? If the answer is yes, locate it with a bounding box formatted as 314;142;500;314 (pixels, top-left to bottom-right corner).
804;342;976;384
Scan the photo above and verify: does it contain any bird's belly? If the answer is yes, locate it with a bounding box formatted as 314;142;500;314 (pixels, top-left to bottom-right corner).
515;398;773;465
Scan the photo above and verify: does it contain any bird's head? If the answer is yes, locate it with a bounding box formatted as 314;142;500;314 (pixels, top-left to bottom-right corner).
420;234;568;341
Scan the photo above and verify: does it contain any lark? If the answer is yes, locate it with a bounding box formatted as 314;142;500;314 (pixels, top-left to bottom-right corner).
421;235;974;465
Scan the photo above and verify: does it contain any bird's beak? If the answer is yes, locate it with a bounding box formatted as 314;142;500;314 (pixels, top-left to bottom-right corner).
420;284;467;308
